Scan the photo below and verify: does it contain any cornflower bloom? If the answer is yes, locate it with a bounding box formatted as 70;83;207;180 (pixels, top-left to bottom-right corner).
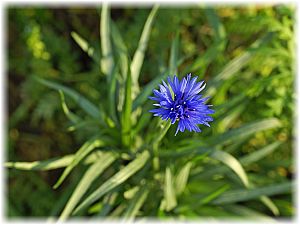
149;73;214;135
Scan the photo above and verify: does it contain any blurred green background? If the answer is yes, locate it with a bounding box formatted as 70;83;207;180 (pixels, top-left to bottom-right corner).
8;5;294;218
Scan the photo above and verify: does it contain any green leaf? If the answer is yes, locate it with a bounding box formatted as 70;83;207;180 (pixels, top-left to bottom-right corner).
98;192;119;217
199;185;230;205
210;150;249;187
132;30;183;111
122;185;149;221
191;142;283;214
100;3;114;76
67;120;99;132
35;77;104;122
121;64;132;147
152;120;172;149
169;32;179;75
5;151;104;171
175;162;192;195
184;8;227;77
206;32;274;96
110;22;128;112
53;136;109;189
5;155;74;171
58;90;80;123
73;151;150;214
111;21;128;79
185;42;222;76
260;195;280;216
164;167;177;211
193;142;282;180
71;31;100;63
205;7;227;43
240;141;282;165
131;5;159;94
211;182;293;205
225;205;274;221
59;152;117;221
108;64;118;124
207;118;281;146
132;70;168;111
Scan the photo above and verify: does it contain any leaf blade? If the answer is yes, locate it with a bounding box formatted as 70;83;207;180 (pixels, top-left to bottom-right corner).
35;77;103;122
211;182;293;205
164;167;177;211
59;152;117;221
121;64;132;147
131;5;159;95
122;185;149;221
210;150;249;187
74;151;150;214
71;31;100;63
175;162;192;195
100;3;114;76
53;136;108;189
5;151;104;171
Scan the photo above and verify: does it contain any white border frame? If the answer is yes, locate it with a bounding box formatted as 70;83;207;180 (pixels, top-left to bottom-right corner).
1;0;299;225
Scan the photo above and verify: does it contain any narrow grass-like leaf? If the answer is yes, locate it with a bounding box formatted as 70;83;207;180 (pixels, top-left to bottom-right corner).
210;150;249;187
67;120;99;132
206;32;274;96
131;5;159;94
132;30;183;111
260;195;279;216
5;155;76;171
59;152;117;221
199;185;230;205
121;65;132;147
152;120;171;148
205;8;226;43
108;64;118;124
164;167;177;211
35;77;103;122
215;103;247;133
184;42;221;76
207;118;281;146
122;185;149;221
110;22;128;112
53;136;108;189
5;151;106;171
132;70;168;111
111;22;128;79
175;162;192;195
191;142;282;189
108;204;126;218
211;182;292;205
98;192;119;217
132;111;152;137
71;31;100;63
48;172;83;221
74;151;150;214
169;32;179;75
101;3;114;76
240;141;282;165
58;90;80;123
225;205;274;221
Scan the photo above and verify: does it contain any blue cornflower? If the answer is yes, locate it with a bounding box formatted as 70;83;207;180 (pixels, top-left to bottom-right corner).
149;73;214;135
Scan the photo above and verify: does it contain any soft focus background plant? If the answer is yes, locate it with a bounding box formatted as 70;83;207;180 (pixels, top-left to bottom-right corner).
7;4;295;220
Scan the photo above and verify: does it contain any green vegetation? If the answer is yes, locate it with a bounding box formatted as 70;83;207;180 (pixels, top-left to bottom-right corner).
7;4;294;221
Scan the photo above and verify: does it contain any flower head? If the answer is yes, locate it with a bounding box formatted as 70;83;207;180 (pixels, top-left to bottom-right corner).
149;73;214;135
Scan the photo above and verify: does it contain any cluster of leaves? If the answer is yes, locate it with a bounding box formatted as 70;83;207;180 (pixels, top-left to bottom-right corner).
7;4;294;220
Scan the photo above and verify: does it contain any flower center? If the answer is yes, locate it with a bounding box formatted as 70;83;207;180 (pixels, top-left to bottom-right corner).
171;100;190;120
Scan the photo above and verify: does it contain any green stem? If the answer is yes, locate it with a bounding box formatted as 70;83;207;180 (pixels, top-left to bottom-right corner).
152;120;172;171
